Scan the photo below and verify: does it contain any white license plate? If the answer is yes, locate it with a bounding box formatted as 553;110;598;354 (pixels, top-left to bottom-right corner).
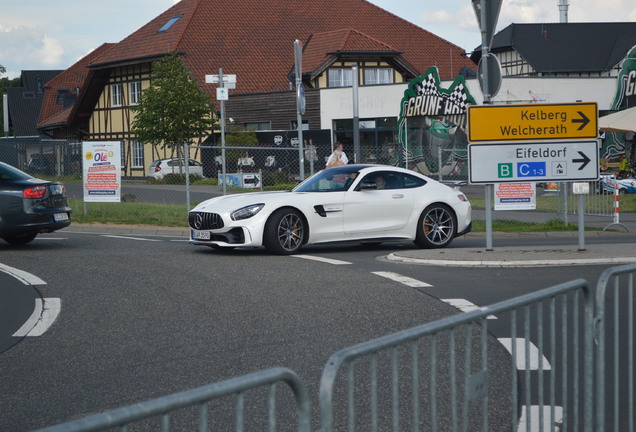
54;212;69;222
192;230;211;240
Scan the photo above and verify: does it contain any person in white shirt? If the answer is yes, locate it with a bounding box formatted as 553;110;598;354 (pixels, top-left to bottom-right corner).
326;143;348;167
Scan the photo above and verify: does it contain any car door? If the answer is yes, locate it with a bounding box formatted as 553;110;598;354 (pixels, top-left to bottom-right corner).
342;171;415;235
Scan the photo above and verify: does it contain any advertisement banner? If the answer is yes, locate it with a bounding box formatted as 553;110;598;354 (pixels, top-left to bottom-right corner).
82;141;121;202
494;182;536;210
397;67;477;178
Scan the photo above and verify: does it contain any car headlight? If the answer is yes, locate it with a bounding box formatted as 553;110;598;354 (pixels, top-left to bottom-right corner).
231;203;265;221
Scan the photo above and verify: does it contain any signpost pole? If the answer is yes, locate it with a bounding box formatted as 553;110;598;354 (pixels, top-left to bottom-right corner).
578;194;586;250
294;40;305;181
219;68;227;195
478;0;494;249
352;65;360;163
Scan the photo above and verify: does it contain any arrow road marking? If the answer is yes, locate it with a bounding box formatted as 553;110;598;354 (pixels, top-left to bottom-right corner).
571;110;590;130
572;151;591;170
13;298;61;337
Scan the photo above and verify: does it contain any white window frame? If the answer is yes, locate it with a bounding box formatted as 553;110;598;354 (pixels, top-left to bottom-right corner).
364;68;393;85
328;68;353;87
132;141;144;168
130;81;142;105
111;83;123;107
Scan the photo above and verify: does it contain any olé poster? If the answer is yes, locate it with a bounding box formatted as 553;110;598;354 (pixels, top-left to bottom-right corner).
82;141;121;202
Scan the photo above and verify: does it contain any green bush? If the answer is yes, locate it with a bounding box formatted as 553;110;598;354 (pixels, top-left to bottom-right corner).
263;170;289;186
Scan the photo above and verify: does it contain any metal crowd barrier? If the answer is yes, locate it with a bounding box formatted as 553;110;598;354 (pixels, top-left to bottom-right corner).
318;279;595;432
595;264;636;432
36;368;311;432
36;266;636;432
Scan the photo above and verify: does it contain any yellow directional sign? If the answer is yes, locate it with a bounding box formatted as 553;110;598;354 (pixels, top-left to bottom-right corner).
468;102;598;142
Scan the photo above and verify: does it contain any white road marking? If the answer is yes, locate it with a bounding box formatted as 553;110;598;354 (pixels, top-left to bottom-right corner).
498;338;552;370
371;271;433;287
519;405;564;432
291;255;352;265
0;263;46;285
13;298;61;337
35;237;69;240
441;298;497;319
101;235;161;242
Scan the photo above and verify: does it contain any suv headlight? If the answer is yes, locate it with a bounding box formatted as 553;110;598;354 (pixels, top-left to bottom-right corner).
231;204;265;221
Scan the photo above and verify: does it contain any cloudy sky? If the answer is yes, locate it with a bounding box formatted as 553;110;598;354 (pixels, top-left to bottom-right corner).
1;0;636;79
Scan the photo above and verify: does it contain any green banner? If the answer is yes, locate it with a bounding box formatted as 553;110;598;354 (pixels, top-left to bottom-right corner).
397;67;476;178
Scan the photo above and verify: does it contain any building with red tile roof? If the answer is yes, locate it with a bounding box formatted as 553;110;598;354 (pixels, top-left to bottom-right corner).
34;0;476;176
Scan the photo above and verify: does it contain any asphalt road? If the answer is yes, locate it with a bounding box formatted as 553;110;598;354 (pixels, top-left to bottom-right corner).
1;229;632;431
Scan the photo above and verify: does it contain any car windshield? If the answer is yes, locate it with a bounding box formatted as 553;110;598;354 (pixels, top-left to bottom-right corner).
0;162;33;181
293;166;367;192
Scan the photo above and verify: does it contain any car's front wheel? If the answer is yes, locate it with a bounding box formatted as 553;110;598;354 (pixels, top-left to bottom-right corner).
414;204;456;249
263;208;306;255
2;232;38;245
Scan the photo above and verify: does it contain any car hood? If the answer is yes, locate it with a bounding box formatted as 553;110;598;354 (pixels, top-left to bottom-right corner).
192;191;294;213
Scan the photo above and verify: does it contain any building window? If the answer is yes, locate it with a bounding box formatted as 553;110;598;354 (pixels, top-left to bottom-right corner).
328;68;353;87
111;83;123;107
244;122;271;131
132;141;144;168
291;120;309;130
158;15;182;33
130;81;142;105
364;68;393;85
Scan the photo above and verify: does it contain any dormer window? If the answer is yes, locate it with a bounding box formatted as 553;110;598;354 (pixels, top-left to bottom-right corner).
158;15;182;33
328;68;353;88
364;68;393;85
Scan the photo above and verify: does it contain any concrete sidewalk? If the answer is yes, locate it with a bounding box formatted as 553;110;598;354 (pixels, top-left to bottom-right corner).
388;230;636;267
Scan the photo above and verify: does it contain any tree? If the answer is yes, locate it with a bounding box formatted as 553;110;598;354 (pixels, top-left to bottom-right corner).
132;53;216;158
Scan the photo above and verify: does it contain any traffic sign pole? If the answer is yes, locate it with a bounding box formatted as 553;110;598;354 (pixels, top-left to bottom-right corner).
294;40;305;181
219;68;227;195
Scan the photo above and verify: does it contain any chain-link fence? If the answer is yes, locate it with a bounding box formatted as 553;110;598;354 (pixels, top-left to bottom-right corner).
1;136;626;231
0;136;82;178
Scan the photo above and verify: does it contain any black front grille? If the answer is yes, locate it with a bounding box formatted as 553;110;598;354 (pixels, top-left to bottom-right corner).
189;211;224;230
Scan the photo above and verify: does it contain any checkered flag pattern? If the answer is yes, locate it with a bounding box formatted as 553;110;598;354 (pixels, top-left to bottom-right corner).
414;74;470;112
415;73;438;95
446;82;470;111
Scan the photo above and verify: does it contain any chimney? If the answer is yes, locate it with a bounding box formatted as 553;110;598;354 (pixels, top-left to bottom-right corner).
558;0;569;23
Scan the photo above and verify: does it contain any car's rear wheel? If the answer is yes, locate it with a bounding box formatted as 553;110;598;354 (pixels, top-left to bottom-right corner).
2;232;38;245
414;204;456;249
263;208;305;255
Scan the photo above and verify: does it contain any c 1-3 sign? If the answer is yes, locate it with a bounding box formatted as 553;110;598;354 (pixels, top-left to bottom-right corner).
468;102;598;142
469;140;599;184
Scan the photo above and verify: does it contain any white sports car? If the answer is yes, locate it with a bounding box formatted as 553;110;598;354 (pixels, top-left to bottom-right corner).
188;164;472;254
